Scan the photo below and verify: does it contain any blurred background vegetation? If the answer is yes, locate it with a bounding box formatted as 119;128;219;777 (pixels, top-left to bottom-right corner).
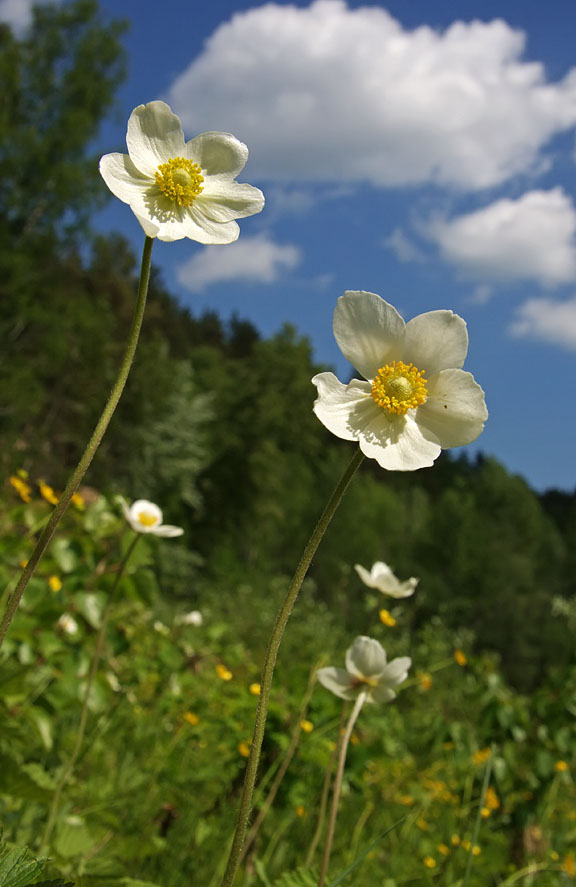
0;3;575;885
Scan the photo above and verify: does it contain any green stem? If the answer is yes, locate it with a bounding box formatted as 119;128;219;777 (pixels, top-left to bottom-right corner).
219;448;364;887
239;664;318;864
317;692;367;887
462;751;493;887
40;534;140;851
305;706;346;869
0;236;154;651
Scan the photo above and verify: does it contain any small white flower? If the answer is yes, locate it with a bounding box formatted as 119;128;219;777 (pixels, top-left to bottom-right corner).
312;291;487;471
177;610;203;626
317;636;411;704
121;498;183;537
99;101;264;243
355;561;418;599
57;613;79;636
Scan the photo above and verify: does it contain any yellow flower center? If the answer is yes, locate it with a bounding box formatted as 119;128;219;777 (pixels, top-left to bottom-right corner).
370;360;427;415
155;156;204;206
138;511;159;527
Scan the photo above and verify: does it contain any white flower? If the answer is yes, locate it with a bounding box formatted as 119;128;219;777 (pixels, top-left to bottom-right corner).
317;636;411;704
312;291;487;471
121;498;183;537
99;101;264;243
57;613;79;636
177;610;203;627
355;561;418;599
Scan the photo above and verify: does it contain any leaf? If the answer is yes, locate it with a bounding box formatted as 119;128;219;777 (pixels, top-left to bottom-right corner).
0;838;48;887
271;868;317;887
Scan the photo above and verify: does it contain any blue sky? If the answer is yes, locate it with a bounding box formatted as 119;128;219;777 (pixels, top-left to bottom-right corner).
4;0;576;492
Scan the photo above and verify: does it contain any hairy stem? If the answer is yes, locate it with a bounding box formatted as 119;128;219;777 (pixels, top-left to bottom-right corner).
219;449;364;887
0;236;154;650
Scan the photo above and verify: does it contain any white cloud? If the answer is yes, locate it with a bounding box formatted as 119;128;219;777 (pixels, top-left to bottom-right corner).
0;0;54;33
429;189;576;286
384;227;427;263
510;296;576;348
168;0;576;191
175;235;301;292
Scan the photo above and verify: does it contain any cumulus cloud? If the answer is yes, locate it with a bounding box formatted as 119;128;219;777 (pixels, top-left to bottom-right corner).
168;0;576;190
510;296;576;348
428;189;576;286
175;235;301;292
0;0;54;33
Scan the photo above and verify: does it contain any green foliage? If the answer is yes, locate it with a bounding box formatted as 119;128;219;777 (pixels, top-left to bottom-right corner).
0;834;72;887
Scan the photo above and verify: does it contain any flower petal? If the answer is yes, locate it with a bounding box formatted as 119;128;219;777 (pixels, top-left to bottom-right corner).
370;685;397;704
381;656;412;687
127;101;186;176
198;181;265;222
99;153;152;205
152;524;184;538
186;131;249;177
333;291;405;381
316;667;357;700
176;207;241;244
312;374;376;442
404;310;469;376
417;370;488;448
346;636;387;679
358;411;441;471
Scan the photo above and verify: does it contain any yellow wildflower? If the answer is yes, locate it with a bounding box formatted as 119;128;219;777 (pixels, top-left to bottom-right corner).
249;682;261;696
379;608;396;627
300;719;314;733
9;475;32;502
423;857;436;869
238;741;251;758
295;805;305;817
563;854;576;877
39;481;59;505
472;747;491;766
399;795;414;806
216;663;233;681
454;649;467;666
416;818;429;831
481;786;500;818
183;712;199;726
549;850;559;861
71;491;85;509
555;760;569;772
19;559;28;569
451;835;461;846
437;844;450;856
48;575;62;593
472;845;481;856
418;672;433;691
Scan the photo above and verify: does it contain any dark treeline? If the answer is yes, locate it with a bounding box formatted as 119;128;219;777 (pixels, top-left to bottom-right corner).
1;0;575;691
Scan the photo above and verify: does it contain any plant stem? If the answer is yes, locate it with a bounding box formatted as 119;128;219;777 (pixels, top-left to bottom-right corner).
219;448;364;887
239;664;318;863
0;236;154;650
317;692;367;887
462;750;493;887
40;534;140;851
305;706;346;869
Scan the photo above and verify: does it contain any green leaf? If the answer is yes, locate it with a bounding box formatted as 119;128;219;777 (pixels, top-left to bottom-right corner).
0;838;47;887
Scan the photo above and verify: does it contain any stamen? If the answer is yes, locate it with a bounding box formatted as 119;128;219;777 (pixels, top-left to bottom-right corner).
371;360;428;415
155;157;204;206
138;511;159;527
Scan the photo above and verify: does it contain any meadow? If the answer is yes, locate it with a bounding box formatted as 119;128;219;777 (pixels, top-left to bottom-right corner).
1;2;576;885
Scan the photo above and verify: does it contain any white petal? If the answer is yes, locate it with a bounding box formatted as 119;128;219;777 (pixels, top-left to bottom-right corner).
417;370;488;448
127;101;186;177
177;207;241;244
198;181;265;222
99;153;152;205
152;524;184;538
404;311;469;376
346;636;387;679
380;656;412;687
312;373;377;442
133;210;160;238
370;685;397;704
358;411;441;471
386;577;419;599
333;291;405;381
354;563;381;588
186;131;249;177
316;667;357;700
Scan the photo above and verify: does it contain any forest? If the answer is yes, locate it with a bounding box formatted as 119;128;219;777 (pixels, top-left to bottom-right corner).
0;3;575;886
